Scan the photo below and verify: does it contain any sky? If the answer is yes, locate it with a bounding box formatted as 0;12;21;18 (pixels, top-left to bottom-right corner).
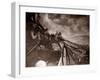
39;13;89;45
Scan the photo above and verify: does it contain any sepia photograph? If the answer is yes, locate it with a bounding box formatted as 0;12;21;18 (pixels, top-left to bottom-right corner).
26;12;90;67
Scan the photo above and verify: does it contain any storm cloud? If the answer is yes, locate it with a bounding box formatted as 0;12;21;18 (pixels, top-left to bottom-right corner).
39;13;89;45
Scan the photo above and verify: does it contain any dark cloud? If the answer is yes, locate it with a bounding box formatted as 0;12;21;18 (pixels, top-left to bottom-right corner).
39;13;89;45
